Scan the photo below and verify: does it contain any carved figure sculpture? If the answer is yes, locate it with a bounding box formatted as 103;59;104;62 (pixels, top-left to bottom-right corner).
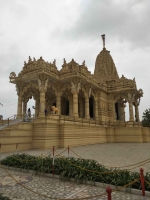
77;82;81;93
71;81;76;93
89;87;92;97
38;78;42;87
53;59;56;65
63;58;66;64
28;56;32;62
9;72;16;79
139;89;143;96
82;60;85;66
127;93;132;101
51;106;59;114
44;79;48;90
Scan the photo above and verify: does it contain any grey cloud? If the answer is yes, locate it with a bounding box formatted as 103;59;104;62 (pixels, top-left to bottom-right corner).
51;0;150;49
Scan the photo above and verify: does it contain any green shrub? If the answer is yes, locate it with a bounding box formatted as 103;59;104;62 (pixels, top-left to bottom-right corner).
0;193;11;200
1;153;149;191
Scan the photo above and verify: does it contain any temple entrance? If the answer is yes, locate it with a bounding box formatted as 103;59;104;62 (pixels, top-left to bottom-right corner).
78;90;85;118
27;97;35;117
52;102;56;106
115;102;119;120
89;97;94;118
61;97;69;115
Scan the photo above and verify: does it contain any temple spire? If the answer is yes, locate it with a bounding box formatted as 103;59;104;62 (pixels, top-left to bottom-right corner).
101;34;105;48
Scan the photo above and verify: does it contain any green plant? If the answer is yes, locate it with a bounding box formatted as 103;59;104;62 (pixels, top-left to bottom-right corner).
142;108;150;127
0;193;11;200
2;154;149;191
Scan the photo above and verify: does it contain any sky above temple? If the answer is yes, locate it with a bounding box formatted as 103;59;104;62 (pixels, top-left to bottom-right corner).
0;0;150;120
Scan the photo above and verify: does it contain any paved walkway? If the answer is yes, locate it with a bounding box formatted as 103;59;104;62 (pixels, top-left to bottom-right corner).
1;143;150;199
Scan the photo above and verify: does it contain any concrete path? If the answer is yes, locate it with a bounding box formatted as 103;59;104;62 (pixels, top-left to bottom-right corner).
1;143;150;199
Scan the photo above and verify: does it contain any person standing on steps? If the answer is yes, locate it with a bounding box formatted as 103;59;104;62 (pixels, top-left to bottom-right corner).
44;108;48;116
28;108;31;117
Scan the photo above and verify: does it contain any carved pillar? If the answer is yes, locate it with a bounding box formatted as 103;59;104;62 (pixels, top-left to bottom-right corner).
73;93;78;117
135;104;140;122
39;91;45;114
23;102;27;115
17;96;22;118
71;81;81;118
94;99;99;120
56;95;61;114
85;97;90;119
38;76;48;117
79;97;83;118
69;96;73;116
117;101;121;120
129;101;134;121
121;106;125;121
35;100;39;117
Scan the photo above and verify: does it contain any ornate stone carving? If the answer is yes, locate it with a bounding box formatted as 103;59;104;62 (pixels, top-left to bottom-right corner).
38;77;49;93
89;87;92;97
71;81;81;94
9;72;16;81
38;78;42;87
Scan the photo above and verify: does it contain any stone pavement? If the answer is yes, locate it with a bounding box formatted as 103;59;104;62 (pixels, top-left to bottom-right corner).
1;143;150;199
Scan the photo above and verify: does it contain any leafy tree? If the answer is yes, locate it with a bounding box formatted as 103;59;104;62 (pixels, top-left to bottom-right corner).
142;108;150;127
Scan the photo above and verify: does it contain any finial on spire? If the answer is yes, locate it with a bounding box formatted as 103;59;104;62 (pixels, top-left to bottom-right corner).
101;34;105;48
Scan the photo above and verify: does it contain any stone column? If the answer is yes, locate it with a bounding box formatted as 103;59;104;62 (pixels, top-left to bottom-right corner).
23;102;27;115
73;93;78;117
35;100;39;117
69;97;73;116
71;81;81;118
129;101;134;121
17;96;22;118
135;104;140;122
121;106;125;121
85;97;90;119
39;91;45;115
94;99;99;120
56;95;61;114
79;97;83;118
38;77;48;117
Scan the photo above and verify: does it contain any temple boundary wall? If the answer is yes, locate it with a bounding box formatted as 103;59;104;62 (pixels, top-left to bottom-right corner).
0;116;150;152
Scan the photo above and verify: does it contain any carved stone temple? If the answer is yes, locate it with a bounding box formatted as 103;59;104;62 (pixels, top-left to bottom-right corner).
1;36;149;152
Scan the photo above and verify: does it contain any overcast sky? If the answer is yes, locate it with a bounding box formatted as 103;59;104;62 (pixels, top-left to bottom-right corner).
0;0;150;120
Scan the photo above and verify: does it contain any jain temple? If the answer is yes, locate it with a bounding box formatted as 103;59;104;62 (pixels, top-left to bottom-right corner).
0;35;149;152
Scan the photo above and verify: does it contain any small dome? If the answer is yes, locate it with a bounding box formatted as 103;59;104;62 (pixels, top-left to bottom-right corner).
94;48;119;82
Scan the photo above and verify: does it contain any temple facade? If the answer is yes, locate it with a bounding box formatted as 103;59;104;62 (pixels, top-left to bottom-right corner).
9;42;143;124
2;37;148;152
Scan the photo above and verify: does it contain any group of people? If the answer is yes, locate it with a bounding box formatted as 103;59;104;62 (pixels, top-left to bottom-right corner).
23;108;49;122
28;108;48;117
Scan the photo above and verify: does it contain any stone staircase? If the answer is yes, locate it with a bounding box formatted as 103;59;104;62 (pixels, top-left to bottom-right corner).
0;118;23;130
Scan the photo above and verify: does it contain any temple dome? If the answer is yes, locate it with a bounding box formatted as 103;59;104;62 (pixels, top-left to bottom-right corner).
94;47;119;82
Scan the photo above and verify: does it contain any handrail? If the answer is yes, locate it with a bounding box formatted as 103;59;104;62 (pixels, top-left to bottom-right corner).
47;114;136;127
0;114;36;127
0;115;17;127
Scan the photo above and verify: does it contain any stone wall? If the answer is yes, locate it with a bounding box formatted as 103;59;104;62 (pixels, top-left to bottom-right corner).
0;123;32;152
0;117;150;152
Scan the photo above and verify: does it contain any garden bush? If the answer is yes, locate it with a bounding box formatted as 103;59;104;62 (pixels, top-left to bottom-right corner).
1;153;150;191
0;193;11;200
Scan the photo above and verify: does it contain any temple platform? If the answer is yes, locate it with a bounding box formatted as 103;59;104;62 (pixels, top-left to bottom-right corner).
0;114;149;152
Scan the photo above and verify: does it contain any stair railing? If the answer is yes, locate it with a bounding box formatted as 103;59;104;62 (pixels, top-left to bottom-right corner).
0;115;17;127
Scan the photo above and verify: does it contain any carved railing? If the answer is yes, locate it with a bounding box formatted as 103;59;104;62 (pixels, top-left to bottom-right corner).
46;114;141;127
